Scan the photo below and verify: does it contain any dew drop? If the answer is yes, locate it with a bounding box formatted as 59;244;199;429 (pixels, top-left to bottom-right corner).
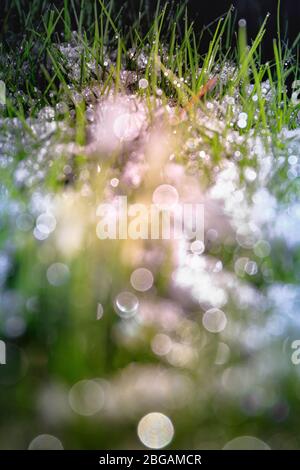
202;308;227;333
115;291;139;318
130;268;154;292
137;412;174;449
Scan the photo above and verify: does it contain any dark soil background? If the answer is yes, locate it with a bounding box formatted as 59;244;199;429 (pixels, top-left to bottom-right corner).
1;1;299;52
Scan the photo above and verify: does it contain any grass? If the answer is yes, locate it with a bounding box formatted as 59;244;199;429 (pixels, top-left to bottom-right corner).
0;1;299;130
1;0;300;451
0;1;299;203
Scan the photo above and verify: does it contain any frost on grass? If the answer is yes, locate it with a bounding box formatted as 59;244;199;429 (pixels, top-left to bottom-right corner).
1;34;300;445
